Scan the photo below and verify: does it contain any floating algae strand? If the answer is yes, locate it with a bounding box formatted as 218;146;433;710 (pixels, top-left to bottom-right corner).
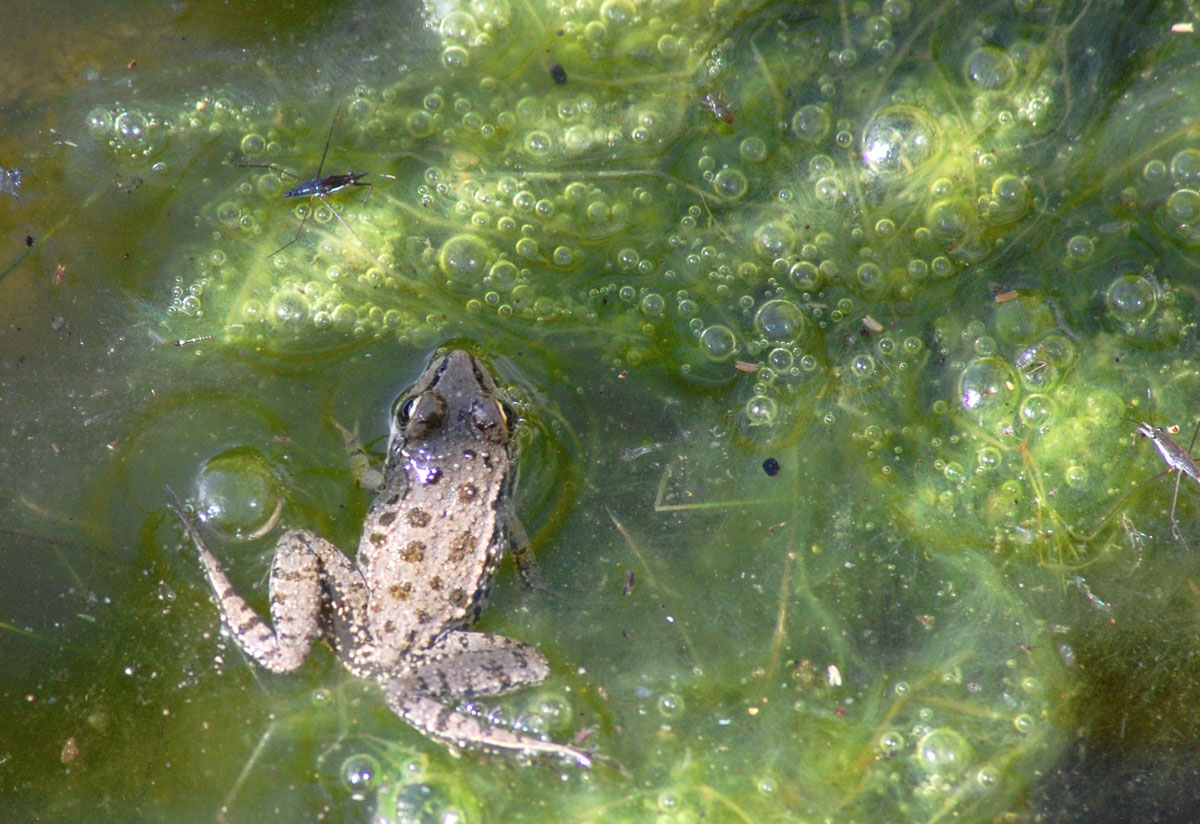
60;0;1200;819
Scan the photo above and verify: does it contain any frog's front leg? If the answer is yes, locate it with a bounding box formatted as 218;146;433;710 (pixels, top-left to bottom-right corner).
170;494;369;674
335;419;385;492
383;631;592;766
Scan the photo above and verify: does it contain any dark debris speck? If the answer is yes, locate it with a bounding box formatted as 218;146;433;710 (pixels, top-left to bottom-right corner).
763;457;780;476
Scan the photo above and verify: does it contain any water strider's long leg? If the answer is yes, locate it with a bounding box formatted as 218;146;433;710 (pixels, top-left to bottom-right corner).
1081;419;1200;545
230;103;374;258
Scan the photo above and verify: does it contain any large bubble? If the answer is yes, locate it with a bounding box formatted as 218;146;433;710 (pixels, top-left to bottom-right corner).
862;104;941;177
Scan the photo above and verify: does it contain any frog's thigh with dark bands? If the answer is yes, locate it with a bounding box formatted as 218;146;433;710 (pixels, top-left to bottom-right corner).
271;529;374;672
398;630;550;699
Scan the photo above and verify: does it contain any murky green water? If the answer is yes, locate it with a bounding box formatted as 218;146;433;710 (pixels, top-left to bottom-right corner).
5;0;1200;820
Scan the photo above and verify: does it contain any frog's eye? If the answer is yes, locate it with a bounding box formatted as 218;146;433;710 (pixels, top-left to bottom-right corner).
396;398;415;424
471;397;513;443
404;393;447;438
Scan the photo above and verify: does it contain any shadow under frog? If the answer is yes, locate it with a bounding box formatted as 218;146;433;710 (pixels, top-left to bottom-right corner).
168;349;593;767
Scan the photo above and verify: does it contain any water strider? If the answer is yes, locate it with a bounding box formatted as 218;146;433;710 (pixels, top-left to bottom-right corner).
167;350;594;767
699;92;734;124
233;104;371;257
1134;420;1200;541
1087;419;1200;544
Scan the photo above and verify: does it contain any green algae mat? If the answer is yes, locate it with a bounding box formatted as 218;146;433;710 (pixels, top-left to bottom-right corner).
4;0;1200;820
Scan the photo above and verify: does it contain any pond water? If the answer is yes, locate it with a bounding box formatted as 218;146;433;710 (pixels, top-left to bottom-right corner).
4;0;1200;821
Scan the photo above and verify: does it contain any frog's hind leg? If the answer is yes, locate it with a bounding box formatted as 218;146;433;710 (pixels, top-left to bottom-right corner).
405;631;550;697
384;680;593;767
384;631;592;766
226;529;365;672
271;529;372;674
170;494;368;674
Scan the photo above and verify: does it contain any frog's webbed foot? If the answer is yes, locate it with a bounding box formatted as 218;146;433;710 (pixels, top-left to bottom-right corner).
384;631;593;767
333;419;384;492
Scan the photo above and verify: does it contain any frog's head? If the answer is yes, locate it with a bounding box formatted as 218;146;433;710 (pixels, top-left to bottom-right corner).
391;349;516;457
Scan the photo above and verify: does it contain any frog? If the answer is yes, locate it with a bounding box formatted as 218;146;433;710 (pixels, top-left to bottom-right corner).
167;349;593;767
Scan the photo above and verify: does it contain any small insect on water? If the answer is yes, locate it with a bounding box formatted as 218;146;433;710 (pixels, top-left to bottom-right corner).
1135;420;1200;542
233;103;371;258
700;92;734;125
1092;418;1200;545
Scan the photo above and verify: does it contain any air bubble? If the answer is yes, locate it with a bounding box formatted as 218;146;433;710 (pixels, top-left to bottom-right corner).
700;325;737;362
879;731;905;756
438;234;491;283
600;0;634;24
768;348;794;371
744;395;778;425
740;137;767;162
658;693;684;717
1019;394;1054;428
552;245;575;267
916;728;972;776
641;293;665;316
524;131;552;155
1170;148;1200;185
340;753;381;791
195;448;282;539
1162;189;1200;246
976;446;1001;471
1066;235;1094;262
963;46;1016;91
268;289;311;328
753;221;796;260
240;133;266;156
958;357;1016;412
789;261;820;289
442;45;470;69
754;299;805;341
216;202;240;225
440;11;479;42
86;107;114;135
861;104;940;177
712;168;748;200
1106;274;1157;323
977;767;1000;789
792;105;831;143
927;198;970;240
987;175;1031;223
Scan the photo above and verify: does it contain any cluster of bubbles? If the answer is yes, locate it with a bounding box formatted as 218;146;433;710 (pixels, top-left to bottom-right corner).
86;105;170;161
148;0;1200;542
844;625;1067;822
157;0;1070;377
827;273;1200;570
